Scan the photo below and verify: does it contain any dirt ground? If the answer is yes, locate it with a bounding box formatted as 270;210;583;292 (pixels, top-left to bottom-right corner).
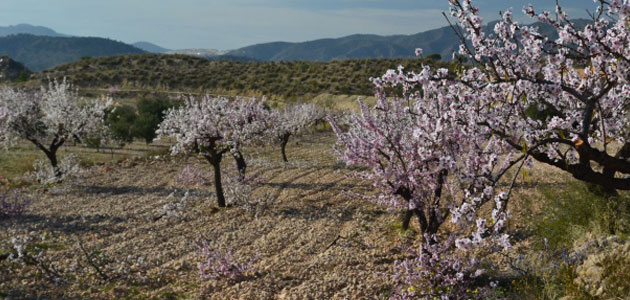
1;132;422;300
0;128;582;300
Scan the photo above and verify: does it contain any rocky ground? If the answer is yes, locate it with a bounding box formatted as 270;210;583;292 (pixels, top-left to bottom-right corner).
3;130;607;300
1;132;418;299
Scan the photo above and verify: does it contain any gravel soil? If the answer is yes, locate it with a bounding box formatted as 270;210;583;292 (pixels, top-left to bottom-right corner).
1;132;414;299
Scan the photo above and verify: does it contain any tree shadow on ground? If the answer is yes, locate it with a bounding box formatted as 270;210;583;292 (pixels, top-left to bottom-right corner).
261;182;360;192
74;185;213;198
277;203;387;222
0;213;127;234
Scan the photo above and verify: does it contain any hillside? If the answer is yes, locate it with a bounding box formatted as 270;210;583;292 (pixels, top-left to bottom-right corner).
227;29;458;62
0;56;31;82
133;41;171;53
0;19;592;74
36;54;451;97
0;34;145;71
227;19;591;62
0;24;69;38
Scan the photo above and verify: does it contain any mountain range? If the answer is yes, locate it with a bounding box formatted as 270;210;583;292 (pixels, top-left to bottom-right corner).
225;19;591;62
227;27;459;62
0;34;145;71
0;20;591;72
132;41;170;53
0;24;69;38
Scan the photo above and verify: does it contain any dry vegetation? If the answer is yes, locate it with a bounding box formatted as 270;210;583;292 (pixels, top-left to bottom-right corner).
29;54;452;100
0;140;171;180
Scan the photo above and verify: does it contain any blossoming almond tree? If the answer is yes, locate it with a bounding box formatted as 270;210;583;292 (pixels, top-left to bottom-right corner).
340;0;630;241
332;0;630;297
330;69;515;298
156;96;269;207
444;0;630;194
270;102;324;162
329;80;513;241
0;79;112;179
228;97;271;180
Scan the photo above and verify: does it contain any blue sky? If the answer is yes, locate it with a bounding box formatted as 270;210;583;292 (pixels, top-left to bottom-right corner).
0;0;596;50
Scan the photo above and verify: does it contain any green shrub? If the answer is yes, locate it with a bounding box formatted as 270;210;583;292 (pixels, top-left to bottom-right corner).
14;71;30;82
106;104;137;145
133;97;175;144
426;53;442;61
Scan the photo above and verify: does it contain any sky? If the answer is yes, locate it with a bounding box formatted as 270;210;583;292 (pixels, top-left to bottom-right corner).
0;0;597;50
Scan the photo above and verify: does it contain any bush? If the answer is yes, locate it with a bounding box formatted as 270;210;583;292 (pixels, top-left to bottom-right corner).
197;239;256;282
134;97;174;144
14;71;30;82
507;182;630;299
106;104;137;145
425;53;441;61
0;190;30;218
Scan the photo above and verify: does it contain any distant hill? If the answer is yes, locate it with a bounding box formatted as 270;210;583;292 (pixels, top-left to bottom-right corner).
0;18;591;75
165;48;229;57
0;24;69;37
134;44;255;61
228;19;591;61
36;53;451;97
0;56;31;82
133;41;170;53
0;34;145;71
226;26;462;61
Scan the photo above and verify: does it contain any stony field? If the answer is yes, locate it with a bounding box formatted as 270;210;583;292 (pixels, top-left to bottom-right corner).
2;130;617;300
0;132;421;299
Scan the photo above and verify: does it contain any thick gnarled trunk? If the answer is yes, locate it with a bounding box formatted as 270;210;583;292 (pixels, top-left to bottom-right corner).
399;170;447;238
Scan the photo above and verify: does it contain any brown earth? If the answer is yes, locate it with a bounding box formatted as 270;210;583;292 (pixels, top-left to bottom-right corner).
0;129;580;300
1;132;417;300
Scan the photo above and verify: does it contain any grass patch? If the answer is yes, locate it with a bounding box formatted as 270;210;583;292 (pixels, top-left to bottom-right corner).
529;181;630;250
509;180;630;299
0;140;174;180
145;146;172;158
386;216;416;239
0;150;38;179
